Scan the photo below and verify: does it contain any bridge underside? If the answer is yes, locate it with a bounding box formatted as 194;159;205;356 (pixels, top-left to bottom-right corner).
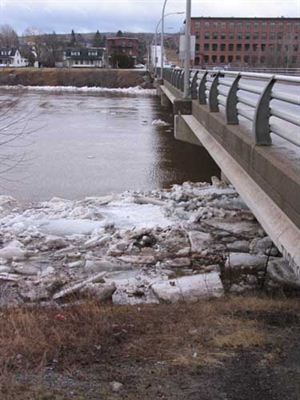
158;82;300;272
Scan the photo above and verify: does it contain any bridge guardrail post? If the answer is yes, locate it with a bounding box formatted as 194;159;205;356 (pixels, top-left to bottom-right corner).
176;70;182;89
191;71;199;99
171;69;175;85
252;77;276;145
208;72;220;112
226;73;241;124
180;71;185;92
198;71;208;105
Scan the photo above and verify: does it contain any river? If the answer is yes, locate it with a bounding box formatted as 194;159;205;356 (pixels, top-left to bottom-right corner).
0;87;219;202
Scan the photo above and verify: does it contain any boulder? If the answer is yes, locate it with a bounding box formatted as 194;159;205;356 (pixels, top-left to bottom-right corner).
0;240;27;261
225;253;267;271
85;258;131;273
188;231;212;253
53;272;107;301
164;258;191;268
13;264;39;276
267;259;300;289
151;272;223;303
250;237;279;256
81;282;116;302
117;255;156;265
226;240;250;253
206;220;260;237
44;235;68;249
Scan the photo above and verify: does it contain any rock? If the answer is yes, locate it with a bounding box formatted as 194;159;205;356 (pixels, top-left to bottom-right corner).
117;255;156;265
0;240;27;261
68;260;84;268
110;381;123;392
19;286;50;302
227;240;250;253
225;253;267;271
81;282;116;302
40;266;55;277
206;220;259;237
53;272;107;301
85;259;131;273
229;284;248;294
151;272;223;303
13;264;39;276
0;272;20;282
84;235;110;249
164;258;191;268
267;259;300;289
44;235;68;249
211;176;227;188
175;247;191;257
250;237;279;256
133;196;165;206
188;231;212;253
0;266;11;273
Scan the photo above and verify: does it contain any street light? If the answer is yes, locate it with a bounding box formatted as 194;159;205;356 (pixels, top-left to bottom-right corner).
153;11;184;76
160;0;168;79
184;0;191;98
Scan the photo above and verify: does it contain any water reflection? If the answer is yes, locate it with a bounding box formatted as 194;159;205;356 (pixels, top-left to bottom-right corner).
0;90;219;202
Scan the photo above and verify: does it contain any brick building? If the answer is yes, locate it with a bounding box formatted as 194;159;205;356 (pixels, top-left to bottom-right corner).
106;37;139;67
191;17;300;68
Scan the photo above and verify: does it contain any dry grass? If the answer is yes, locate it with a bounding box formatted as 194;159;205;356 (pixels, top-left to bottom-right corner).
0;295;299;399
0;68;146;88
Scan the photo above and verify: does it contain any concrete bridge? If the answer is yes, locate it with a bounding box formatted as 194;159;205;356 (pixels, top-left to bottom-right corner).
155;68;300;273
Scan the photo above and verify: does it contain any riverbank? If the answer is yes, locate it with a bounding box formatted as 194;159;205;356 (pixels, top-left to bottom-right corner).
1;179;300;399
0;68;151;88
1;296;300;400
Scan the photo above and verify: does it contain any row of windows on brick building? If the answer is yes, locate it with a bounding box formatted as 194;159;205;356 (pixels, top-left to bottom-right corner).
195;43;299;52
197;55;299;64
195;33;299;40
193;21;300;29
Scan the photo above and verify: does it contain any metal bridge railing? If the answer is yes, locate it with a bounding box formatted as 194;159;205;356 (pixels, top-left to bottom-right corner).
161;67;300;147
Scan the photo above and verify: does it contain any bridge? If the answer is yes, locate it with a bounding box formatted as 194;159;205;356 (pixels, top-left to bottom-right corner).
155;68;300;273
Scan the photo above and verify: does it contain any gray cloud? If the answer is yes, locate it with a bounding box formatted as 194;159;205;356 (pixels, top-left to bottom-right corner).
0;0;299;34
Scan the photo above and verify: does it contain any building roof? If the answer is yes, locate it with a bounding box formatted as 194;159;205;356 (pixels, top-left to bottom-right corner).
191;17;300;20
0;48;17;56
64;47;104;60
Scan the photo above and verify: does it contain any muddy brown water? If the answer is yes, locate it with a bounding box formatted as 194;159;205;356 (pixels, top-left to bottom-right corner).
0;89;219;202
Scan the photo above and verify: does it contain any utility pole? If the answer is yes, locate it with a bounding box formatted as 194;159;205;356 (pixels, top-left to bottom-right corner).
184;0;191;98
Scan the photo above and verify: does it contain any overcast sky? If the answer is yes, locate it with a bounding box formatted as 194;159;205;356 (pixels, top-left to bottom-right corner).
0;0;299;35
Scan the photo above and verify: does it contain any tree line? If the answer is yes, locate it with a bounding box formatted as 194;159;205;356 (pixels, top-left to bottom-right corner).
0;25;112;67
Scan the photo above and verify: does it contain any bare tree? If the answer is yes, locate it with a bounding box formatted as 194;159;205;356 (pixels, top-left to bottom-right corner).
0;25;19;48
0;96;40;184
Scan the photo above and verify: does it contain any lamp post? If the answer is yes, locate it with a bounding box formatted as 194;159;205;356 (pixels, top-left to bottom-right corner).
160;0;168;79
183;0;191;98
153;11;184;76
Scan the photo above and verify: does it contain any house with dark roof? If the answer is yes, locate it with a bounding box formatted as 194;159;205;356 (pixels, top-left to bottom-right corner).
61;47;105;68
0;48;28;67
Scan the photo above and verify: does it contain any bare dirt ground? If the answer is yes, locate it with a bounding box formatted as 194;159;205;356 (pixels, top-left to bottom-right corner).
0;68;147;88
0;295;299;399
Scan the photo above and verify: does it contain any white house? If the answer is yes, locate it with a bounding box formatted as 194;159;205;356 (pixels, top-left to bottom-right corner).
61;48;105;68
0;48;28;68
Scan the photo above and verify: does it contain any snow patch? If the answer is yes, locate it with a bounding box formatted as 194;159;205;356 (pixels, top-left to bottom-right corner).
152;119;170;126
1;85;156;96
